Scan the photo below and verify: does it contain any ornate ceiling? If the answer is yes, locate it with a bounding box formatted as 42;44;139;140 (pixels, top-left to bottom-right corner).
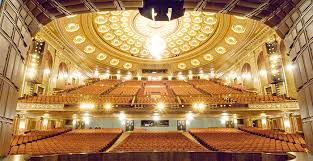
39;10;274;73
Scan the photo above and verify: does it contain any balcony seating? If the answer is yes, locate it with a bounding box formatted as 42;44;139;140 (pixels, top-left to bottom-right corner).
69;80;120;95
111;132;208;152
189;128;305;153
9;129;122;155
190;80;242;95
18;80;292;105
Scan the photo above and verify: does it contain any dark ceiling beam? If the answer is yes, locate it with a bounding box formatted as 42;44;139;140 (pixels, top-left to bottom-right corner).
82;0;100;12
49;0;72;16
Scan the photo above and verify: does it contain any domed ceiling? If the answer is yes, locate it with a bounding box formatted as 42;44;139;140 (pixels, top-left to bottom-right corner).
42;10;273;73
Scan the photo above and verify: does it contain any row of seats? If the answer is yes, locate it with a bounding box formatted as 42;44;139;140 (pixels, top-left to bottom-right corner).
189;128;305;153
190;80;242;95
111;132;208;152
109;86;140;96
239;127;306;145
137;96;176;104
10;128;71;147
10;129;122;155
69;80;120;95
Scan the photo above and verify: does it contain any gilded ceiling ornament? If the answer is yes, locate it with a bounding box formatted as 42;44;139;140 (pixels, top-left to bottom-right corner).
204;17;217;25
91;11;221;59
225;36;237;45
130;48;139;54
95;16;107;24
201;26;214;34
232;25;245;33
53;10;262;70
123;63;132;69
215;46;226;54
191;59;201;66
97;11;109;15
110;59;120;65
120;43;130;51
178;63;187;69
203;12;216;16
84;45;95;53
97;53;107;60
65;23;79;32
203;54;214;61
98;25;110;33
104;33;115;40
112;39;122;46
73;35;86;44
234;16;246;20
66;15;77;18
181;44;191;51
171;48;180;55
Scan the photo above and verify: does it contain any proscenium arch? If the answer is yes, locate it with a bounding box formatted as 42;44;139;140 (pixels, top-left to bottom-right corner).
24;0;298;37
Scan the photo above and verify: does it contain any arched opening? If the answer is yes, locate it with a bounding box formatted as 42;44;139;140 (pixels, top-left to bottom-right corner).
56;62;68;89
241;63;253;89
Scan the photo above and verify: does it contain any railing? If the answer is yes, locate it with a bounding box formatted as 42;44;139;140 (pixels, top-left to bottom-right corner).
28;151;292;161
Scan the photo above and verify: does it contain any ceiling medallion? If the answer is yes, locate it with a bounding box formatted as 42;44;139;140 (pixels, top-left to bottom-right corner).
204;17;217;25
65;23;79;32
178;63;187;69
225;36;237;45
84;45;95;53
232;25;245;33
93;11;219;59
203;54;214;61
95;16;108;24
110;59;120;66
96;53;107;60
215;46;226;54
123;63;132;69
73;35;86;44
191;59;200;66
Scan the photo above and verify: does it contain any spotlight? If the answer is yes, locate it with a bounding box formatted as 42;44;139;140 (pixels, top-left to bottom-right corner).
152;112;160;121
156;102;165;111
80;103;95;110
139;0;185;21
119;111;126;121
104;103;112;110
186;111;194;121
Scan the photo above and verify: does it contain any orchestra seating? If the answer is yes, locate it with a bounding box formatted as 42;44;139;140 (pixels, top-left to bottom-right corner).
69;80;120;95
189;128;305;153
239;127;306;145
111;132;208;152
10;128;71;147
9;129;122;155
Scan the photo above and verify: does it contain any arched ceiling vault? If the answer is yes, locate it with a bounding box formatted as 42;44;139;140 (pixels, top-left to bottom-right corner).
37;10;275;73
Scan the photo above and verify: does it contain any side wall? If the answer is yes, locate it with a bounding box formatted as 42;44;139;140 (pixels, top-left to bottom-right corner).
0;0;38;156
278;0;313;151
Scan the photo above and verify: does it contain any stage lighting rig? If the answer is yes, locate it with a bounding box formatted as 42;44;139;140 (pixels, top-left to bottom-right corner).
139;0;185;21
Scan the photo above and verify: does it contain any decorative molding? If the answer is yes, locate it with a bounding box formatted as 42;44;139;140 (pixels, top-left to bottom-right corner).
17;103;64;111
248;101;299;110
